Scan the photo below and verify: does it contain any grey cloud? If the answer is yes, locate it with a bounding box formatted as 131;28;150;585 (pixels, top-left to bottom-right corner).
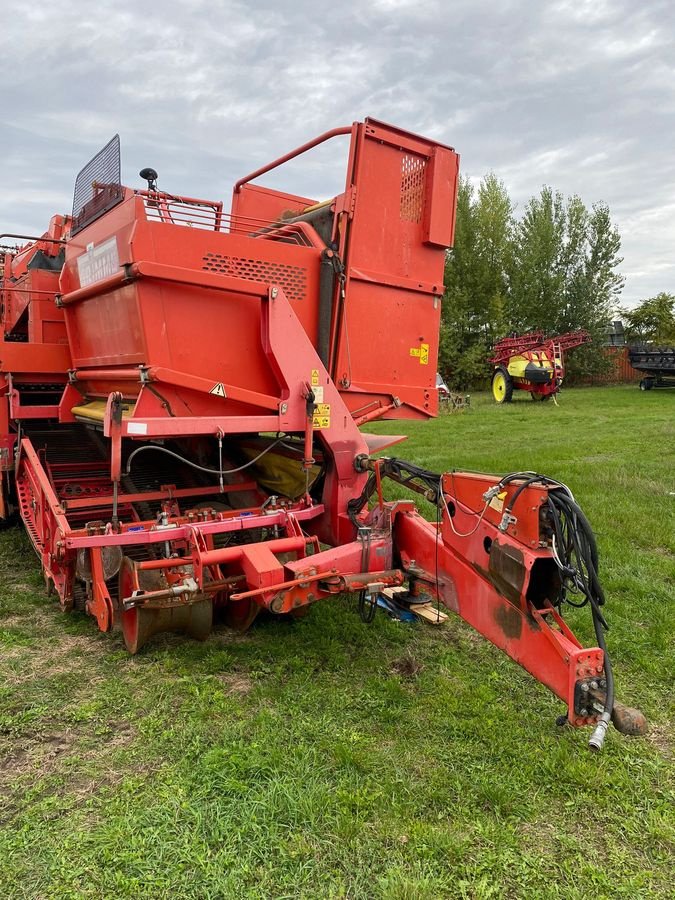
1;0;673;305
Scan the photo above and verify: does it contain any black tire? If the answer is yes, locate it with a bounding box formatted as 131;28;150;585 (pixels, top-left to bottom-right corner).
492;366;513;403
639;378;654;391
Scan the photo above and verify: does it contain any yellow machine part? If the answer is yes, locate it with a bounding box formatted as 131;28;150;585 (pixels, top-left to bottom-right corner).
237;443;321;500
507;352;554;380
71;399;135;423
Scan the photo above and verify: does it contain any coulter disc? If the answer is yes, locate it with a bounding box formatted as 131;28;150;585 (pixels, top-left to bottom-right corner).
118;556;213;653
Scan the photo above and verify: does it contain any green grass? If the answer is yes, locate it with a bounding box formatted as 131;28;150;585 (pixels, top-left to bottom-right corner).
0;386;673;899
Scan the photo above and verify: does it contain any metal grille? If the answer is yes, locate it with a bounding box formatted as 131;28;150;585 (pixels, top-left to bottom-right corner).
400;154;426;223
201;253;307;302
71;135;124;235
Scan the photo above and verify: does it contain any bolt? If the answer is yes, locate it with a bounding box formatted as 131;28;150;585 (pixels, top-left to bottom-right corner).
580;708;589;717
280;402;288;414
271;287;278;299
591;681;598;690
581;683;589;693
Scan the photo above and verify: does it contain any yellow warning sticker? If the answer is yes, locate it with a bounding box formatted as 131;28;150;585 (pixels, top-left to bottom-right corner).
488;490;507;513
409;343;430;364
311;369;320;386
315;403;331;416
312;415;331;429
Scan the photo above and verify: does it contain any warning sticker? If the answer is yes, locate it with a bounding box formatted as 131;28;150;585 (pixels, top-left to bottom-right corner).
209;382;226;397
311;369;320;386
312;415;331;429
489;490;507;513
76;237;120;288
410;343;430;365
315;403;331;416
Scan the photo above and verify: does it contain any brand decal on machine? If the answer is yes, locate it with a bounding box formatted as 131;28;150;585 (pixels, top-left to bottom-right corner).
76;237;120;287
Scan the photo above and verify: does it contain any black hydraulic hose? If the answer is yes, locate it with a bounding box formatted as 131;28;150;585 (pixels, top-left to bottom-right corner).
546;486;614;749
318;250;335;368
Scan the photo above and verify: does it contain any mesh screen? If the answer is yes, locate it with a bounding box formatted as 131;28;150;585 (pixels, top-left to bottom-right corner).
400;154;426;223
71;135;124;235
201;254;307;303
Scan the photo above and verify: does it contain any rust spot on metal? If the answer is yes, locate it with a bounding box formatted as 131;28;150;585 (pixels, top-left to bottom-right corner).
488;540;526;605
494;602;523;639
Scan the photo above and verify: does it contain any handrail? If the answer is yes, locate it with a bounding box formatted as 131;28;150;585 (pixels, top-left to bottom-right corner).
233;126;353;194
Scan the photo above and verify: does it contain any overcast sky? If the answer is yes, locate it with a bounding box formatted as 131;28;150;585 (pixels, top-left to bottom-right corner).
1;0;673;307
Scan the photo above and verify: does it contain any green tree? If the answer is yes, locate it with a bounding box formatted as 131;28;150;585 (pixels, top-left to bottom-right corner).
441;173;512;388
507;190;624;377
621;292;675;344
507;186;567;334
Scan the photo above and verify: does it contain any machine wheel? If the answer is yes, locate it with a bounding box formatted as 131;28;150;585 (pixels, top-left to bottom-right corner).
118;556;212;653
492;366;513;403
639;378;654;391
530;391;552;401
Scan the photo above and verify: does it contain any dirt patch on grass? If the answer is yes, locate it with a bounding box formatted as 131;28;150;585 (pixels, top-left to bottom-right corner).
220;674;254;696
0;719;141;828
391;653;424;679
646;723;674;761
0;721;137;789
0;633;103;686
0;728;80;788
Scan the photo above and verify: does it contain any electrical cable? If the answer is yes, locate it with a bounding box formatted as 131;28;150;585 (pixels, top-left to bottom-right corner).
441;476;490;537
125;437;285;478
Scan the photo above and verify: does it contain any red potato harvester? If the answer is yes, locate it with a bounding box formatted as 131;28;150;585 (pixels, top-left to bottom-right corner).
0;119;645;750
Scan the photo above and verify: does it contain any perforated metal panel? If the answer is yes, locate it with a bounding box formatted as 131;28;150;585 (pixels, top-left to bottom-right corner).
71;135;124;235
400;154;426;223
201;253;307;302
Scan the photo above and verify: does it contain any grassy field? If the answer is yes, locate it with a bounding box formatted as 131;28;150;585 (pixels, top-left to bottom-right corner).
0;385;673;899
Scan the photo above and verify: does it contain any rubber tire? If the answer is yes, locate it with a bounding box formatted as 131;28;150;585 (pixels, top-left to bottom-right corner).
639;379;653;391
530;391;552;401
492;366;513;403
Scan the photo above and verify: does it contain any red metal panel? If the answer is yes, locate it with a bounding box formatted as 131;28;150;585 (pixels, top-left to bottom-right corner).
423;146;460;247
331;122;456;418
230;183;317;227
60;198;322;405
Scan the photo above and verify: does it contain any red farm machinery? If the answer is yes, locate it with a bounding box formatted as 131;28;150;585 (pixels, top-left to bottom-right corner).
490;330;591;403
0;119;644;749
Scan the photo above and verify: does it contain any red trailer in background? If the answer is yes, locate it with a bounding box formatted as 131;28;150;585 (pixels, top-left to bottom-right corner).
0;119;644;750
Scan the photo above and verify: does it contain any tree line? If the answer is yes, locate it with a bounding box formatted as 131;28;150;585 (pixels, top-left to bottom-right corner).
440;174;626;388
